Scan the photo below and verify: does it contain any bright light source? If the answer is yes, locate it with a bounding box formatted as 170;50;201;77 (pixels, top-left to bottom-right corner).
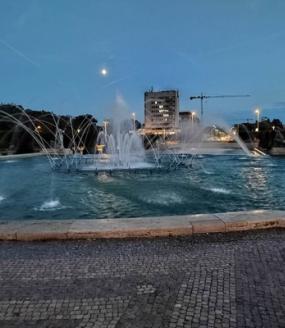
100;68;108;76
159;105;164;109
77;129;81;133
255;109;260;114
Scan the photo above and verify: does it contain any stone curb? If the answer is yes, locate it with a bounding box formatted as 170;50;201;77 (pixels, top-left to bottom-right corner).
0;210;284;241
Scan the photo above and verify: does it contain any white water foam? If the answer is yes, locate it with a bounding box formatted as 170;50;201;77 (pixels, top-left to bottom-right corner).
140;191;183;205
203;169;214;175
97;173;115;182
0;195;5;202
206;187;231;194
36;199;65;211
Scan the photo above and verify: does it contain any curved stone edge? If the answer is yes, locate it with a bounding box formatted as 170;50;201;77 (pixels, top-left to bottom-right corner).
0;210;284;241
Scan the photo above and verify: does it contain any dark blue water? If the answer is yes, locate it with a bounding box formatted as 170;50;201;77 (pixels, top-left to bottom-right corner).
0;155;285;220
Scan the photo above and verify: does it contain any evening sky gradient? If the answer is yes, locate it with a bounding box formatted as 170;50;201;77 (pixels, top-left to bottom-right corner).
0;0;285;124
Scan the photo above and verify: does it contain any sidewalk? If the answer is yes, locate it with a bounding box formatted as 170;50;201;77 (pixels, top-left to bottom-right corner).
0;229;284;327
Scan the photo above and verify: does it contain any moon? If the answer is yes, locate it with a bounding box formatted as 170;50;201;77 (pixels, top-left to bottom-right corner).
100;68;108;76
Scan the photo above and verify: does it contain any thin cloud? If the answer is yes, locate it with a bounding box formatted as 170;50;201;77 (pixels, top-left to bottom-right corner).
0;38;40;67
102;75;132;89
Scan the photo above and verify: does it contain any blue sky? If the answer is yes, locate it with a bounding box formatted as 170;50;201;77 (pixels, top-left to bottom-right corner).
0;0;285;124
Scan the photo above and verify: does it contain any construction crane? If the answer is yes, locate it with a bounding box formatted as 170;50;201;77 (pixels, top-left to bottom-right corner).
189;92;251;121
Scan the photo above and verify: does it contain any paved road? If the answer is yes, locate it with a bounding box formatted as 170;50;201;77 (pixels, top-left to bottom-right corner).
0;229;284;328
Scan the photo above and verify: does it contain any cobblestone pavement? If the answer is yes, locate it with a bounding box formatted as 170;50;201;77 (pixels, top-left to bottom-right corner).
0;229;284;328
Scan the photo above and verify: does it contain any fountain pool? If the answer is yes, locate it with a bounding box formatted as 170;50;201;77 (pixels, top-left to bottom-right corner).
0;153;284;220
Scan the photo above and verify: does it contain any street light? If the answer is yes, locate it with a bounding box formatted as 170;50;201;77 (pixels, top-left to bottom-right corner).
255;108;260;132
35;125;42;133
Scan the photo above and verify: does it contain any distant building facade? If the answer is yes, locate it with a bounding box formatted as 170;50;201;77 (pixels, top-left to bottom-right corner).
144;90;179;131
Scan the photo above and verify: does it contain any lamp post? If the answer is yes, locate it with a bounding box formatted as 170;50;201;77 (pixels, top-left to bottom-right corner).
255;108;260;132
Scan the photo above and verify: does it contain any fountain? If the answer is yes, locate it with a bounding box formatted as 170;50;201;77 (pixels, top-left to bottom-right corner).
0;99;164;172
0;96;261;175
164;116;258;157
0;101;281;222
62;95;162;171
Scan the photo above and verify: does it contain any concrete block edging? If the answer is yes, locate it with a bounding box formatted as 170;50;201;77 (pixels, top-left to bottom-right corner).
0;210;284;241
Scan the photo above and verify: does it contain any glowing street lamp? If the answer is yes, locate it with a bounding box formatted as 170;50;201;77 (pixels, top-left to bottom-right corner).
35;125;42;133
255;108;260;132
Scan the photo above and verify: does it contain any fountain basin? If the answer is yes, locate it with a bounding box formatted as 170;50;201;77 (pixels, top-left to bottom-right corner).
0;210;284;241
0;154;285;220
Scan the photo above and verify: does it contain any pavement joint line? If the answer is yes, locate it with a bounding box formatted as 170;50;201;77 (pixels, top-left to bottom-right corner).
0;210;284;241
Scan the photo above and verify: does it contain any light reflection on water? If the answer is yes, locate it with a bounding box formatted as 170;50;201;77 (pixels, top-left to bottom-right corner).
0;155;285;220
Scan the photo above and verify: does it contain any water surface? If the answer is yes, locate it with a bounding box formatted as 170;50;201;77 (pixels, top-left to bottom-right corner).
0;155;284;220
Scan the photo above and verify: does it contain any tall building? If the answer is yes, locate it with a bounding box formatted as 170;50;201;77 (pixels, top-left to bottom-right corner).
144;90;179;131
